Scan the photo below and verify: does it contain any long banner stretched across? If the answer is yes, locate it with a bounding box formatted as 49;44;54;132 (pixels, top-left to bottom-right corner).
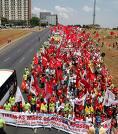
0;110;111;134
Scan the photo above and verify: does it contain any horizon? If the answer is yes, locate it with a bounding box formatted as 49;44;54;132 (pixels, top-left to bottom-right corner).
32;0;118;28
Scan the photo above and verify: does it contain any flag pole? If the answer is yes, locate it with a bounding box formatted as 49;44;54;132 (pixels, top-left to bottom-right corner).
93;0;96;26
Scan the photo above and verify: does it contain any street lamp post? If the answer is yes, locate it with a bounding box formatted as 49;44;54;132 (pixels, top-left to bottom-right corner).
93;0;96;26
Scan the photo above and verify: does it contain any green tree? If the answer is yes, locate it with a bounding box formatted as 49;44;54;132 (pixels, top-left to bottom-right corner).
1;17;8;25
40;22;48;27
30;17;40;27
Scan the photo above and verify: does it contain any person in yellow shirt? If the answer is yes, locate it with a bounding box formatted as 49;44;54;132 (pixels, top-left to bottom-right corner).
90;105;94;114
31;96;36;112
85;105;90;115
44;103;48;113
40;103;45;112
40;102;48;113
23;102;31;112
23;73;27;81
4;101;12;111
64;103;69;113
0;117;6;134
9;95;15;106
49;102;55;113
25;67;30;77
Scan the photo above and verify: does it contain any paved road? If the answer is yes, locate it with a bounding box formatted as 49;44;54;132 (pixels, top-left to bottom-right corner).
6;126;66;134
0;28;67;134
0;29;49;86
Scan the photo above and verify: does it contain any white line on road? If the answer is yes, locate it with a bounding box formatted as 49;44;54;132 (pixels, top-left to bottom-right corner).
4;57;10;62
19;57;25;63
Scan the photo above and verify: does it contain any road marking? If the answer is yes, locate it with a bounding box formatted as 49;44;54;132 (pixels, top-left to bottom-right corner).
19;57;25;63
4;57;10;62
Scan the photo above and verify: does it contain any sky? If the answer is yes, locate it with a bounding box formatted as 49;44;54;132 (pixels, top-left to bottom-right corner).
32;0;118;28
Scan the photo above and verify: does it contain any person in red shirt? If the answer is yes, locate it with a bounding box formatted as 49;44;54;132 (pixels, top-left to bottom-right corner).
12;104;18;112
27;93;32;103
21;80;27;93
36;98;41;112
101;113;107;122
19;102;23;112
74;114;84;121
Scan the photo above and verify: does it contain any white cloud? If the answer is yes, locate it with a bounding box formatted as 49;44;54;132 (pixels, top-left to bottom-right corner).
55;6;75;19
32;7;49;17
82;5;100;13
83;6;92;12
32;5;76;25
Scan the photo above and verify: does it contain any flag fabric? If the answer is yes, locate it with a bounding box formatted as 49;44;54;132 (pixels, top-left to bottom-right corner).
42;56;48;67
34;54;39;65
15;86;25;105
94;32;99;38
103;89;118;106
17;25;118;132
109;98;118;106
45;81;53;99
75;93;88;106
29;75;38;96
110;31;115;36
101;119;112;133
80;79;90;90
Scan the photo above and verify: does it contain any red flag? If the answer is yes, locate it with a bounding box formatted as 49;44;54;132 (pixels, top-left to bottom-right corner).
34;54;39;65
56;69;63;81
42;56;48;67
36;65;42;73
56;58;62;68
94;32;99;38
110;31;114;36
21;80;27;92
45;81;53;99
80;79;90;89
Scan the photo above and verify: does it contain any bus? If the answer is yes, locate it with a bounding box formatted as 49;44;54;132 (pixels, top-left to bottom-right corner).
0;69;17;105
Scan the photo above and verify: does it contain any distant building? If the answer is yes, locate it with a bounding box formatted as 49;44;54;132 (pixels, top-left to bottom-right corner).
0;0;31;21
40;12;51;24
47;14;58;26
40;12;58;26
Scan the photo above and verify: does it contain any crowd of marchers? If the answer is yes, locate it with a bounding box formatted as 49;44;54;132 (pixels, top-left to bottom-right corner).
2;25;118;134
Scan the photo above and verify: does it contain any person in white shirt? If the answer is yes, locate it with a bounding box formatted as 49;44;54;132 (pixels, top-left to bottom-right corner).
86;114;92;123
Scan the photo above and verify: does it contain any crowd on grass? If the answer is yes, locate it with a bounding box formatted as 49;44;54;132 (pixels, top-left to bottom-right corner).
2;25;118;133
90;30;118;50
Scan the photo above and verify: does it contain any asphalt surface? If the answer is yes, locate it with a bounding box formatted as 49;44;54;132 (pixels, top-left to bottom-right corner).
0;29;67;134
0;28;49;86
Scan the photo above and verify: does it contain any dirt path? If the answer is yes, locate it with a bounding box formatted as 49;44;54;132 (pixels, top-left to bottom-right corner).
0;29;30;46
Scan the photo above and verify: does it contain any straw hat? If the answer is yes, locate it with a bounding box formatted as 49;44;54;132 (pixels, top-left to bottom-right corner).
99;127;106;134
88;126;95;134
